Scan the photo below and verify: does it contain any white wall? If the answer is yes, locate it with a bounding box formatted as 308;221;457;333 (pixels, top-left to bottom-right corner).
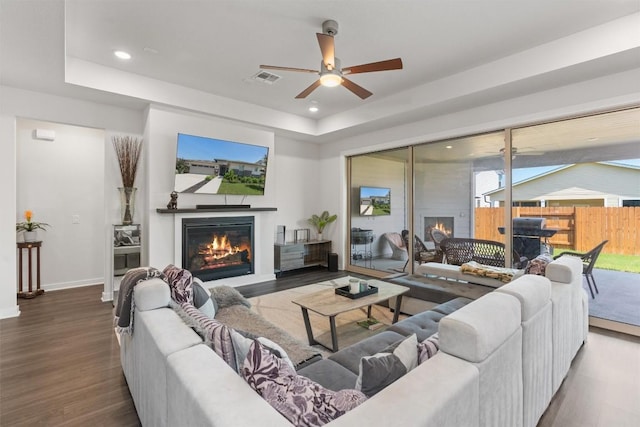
16;119;106;290
0;115;19;318
144;106;280;286
414;162;473;239
0;86;145;317
272;136;322;243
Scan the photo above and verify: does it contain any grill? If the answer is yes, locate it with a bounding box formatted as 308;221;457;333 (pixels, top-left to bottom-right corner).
498;218;557;260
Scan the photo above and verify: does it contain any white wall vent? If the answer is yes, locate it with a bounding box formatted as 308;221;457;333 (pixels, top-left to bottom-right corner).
251;71;282;84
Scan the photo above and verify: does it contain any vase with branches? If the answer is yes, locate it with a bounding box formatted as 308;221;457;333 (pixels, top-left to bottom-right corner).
113;136;142;225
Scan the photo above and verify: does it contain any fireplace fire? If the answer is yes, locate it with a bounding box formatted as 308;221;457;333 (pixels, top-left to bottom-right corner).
182;216;254;281
424;217;454;242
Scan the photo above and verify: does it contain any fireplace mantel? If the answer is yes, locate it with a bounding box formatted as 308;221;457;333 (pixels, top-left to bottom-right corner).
157;207;277;214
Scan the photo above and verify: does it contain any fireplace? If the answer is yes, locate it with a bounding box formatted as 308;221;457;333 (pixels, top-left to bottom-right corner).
182;216;254;281
424;217;454;242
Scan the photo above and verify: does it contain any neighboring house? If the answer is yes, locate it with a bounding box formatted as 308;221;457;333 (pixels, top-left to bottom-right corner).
186;158;266;177
484;162;640;207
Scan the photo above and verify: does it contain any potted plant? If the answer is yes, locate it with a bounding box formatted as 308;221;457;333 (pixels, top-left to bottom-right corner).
307;211;337;241
16;210;50;242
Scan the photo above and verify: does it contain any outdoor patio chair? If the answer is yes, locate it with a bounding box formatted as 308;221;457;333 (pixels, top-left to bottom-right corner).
382;232;408;260
430;228;450;263
553;240;608;299
402;230;437;271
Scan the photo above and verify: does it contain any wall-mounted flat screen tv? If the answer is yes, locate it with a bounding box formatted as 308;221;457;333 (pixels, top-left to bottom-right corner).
174;133;269;195
359;186;391;216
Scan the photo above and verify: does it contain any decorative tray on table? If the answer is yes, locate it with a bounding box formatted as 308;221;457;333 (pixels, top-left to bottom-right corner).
335;284;378;299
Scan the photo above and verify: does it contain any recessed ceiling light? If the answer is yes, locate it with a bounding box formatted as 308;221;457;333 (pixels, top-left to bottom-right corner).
114;50;131;60
445;145;453;149
308;101;319;113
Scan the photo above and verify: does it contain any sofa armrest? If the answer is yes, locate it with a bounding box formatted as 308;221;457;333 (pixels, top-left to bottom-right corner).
327;352;479;427
545;255;582;284
167;345;291;427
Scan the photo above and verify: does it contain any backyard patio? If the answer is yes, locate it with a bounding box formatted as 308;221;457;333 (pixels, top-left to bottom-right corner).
587;268;640;327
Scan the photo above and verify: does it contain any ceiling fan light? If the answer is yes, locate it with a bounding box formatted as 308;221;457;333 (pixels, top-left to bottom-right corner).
320;73;343;87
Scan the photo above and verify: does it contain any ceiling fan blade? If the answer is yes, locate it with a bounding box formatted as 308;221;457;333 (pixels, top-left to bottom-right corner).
316;33;335;69
260;65;318;74
295;80;322;99
341;77;373;99
342;58;403;75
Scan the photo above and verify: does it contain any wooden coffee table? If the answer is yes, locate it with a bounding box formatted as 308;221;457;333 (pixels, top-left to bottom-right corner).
291;278;409;352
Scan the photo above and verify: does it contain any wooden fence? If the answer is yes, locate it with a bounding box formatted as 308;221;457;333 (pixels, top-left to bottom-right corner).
474;207;640;255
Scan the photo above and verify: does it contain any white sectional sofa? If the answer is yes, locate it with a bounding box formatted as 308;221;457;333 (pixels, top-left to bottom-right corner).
118;255;587;427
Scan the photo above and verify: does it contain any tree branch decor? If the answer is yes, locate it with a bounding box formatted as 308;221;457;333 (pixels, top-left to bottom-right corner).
112;136;142;187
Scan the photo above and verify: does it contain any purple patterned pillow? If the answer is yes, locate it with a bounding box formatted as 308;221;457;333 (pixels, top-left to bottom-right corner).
526;254;553;276
179;302;238;372
242;340;367;426
163;264;193;304
418;333;439;364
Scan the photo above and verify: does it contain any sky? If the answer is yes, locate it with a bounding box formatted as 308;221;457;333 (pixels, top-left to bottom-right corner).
361;186;390;198
176;133;268;163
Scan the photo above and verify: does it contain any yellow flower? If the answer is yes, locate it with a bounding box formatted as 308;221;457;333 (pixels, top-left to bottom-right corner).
25;210;33;222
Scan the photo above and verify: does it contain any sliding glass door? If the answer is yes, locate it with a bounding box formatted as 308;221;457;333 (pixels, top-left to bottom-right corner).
348;148;409;277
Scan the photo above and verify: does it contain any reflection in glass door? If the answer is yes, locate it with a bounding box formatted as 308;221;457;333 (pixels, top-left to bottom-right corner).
347;148;409;277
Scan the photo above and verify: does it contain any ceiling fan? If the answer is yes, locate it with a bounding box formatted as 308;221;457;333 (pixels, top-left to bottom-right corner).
260;20;403;100
499;147;546;159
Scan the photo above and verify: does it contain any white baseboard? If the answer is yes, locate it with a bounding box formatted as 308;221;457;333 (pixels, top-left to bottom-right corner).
102;291;114;302
43;278;103;292
0;305;21;319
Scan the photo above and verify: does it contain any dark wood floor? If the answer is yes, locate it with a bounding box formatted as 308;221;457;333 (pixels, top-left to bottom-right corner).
1;269;638;426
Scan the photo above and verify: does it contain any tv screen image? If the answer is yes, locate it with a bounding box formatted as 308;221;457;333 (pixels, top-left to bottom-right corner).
174;133;269;195
359;186;391;216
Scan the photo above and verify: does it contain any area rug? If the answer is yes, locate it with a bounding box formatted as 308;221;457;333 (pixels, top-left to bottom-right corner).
248;277;406;356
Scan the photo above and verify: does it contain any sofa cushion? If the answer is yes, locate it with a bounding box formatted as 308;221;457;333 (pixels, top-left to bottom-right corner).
192;278;217;318
297;359;359;392
388;310;444;341
355;334;418;397
242;340;367;426
328;331;406;374
431;297;473;315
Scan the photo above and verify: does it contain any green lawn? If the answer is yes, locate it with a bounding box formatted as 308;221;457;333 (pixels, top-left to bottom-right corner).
217;182;264;195
554;250;640;273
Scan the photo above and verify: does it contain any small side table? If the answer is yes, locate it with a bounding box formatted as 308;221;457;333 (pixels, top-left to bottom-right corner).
17;241;44;299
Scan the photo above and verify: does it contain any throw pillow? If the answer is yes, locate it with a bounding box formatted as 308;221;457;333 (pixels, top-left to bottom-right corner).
163;264;193;304
355;333;418;397
242;340;367;426
179;302;238;372
526;253;553;276
192;277;217;318
209;285;251;309
418;333;439;364
230;330;295;372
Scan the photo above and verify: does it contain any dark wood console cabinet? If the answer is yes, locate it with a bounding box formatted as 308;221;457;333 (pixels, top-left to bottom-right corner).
274;240;331;275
